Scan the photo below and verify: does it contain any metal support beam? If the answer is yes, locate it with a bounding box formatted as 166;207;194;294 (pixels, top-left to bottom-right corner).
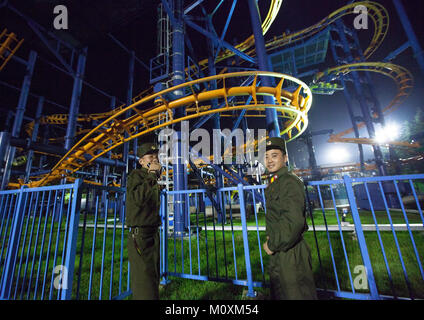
64;48;87;150
1;50;37;190
121;52;135;191
170;0;188;234
247;0;280;138
24;96;44;183
184;18;255;64
392;0;424;75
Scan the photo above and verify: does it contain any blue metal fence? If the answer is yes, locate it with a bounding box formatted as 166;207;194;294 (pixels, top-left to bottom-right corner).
1;173;423;300
0;180;131;300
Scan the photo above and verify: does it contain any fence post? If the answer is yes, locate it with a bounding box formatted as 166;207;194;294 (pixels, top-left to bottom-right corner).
60;179;83;300
0;186;28;299
238;184;256;298
343;175;379;300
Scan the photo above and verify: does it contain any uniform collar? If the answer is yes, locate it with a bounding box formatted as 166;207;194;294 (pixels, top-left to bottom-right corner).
268;166;289;180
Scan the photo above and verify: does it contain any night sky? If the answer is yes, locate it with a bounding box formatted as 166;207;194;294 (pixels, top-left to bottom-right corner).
1;0;423;170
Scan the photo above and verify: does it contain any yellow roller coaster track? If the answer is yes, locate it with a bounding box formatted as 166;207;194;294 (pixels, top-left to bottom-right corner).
315;62;415;145
22;71;312;188
23;1;388;139
24;0;283;138
200;1;388;69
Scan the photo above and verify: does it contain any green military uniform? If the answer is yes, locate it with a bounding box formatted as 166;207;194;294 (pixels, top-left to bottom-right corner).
126;143;161;300
264;137;317;300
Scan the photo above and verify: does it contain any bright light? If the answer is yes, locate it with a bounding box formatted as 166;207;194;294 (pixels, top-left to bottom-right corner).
375;122;400;143
328;147;349;163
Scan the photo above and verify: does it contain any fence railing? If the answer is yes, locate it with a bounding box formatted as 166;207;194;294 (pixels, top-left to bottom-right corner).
0;180;131;300
1;173;423;300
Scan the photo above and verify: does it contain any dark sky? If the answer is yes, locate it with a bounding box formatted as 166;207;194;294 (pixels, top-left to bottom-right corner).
0;0;423;169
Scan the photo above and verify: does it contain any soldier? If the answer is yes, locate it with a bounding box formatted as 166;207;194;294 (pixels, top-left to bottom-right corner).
262;137;317;300
126;142;162;300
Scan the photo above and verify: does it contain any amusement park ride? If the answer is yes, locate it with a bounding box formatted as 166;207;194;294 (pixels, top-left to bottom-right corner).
0;0;423;193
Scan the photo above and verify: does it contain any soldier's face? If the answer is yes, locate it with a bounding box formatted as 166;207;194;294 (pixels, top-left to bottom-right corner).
139;153;159;169
265;149;287;173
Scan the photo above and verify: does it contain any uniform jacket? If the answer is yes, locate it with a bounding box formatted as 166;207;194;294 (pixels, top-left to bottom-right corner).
264;166;308;253
125;167;161;228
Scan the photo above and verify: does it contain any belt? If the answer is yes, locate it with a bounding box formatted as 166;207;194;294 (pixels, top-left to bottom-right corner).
130;226;158;237
130;226;158;256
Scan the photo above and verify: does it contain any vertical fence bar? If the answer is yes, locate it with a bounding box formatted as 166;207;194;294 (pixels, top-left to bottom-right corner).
194;193;201;277
75;189;89;300
393;180;424;281
119;192;126;294
57;188;73;300
109;195;118;299
378;181;413;298
27;190;47;299
304;185;326;291
409;180;424;227
343;175;379;299
88;195;100;300
218;189;228;279
160;190;169;284
13;191;33;299
329;185;355;293
33;190;52;299
41;189;58;300
18;190;38;299
227;190;238;280
49;189;65;300
99;196;109;299
202;192;209;276
60;179;82;300
364;182;396;298
237;184;255;297
316;184;341;292
187;192;192;275
251;189;265;283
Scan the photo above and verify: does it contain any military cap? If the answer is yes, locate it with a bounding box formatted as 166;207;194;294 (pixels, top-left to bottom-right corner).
137;142;159;158
266;137;286;154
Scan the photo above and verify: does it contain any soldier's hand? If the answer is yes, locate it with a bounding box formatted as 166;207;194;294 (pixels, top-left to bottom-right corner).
263;236;274;255
148;162;162;173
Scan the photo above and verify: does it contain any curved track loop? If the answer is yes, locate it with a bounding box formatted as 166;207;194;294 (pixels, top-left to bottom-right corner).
200;1;388;69
26;71;312;187
24;1;389;138
315;62;414;140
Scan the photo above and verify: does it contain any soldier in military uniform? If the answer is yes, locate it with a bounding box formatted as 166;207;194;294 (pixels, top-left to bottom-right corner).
126;142;162;300
263;137;317;300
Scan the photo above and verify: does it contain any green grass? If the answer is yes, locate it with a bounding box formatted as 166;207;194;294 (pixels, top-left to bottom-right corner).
194;208;424;228
164;228;424;300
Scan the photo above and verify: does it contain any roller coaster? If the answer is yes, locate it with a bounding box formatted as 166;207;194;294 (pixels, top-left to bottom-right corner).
1;0;422;189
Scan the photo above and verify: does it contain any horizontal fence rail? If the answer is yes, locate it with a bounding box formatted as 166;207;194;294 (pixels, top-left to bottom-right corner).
1;173;423;300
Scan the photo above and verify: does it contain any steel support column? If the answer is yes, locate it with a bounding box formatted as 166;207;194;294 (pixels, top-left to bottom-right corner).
1;50;37;190
392;0;424;76
171;0;188;235
64;48;87;150
24;96;44;183
122;51;135;190
247;0;280;138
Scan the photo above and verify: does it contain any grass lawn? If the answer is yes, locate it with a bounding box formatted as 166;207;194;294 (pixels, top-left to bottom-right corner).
193;208;424;228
